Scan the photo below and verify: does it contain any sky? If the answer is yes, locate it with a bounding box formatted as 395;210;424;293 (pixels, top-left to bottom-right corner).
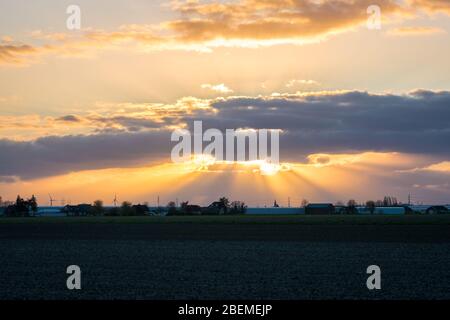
0;0;449;207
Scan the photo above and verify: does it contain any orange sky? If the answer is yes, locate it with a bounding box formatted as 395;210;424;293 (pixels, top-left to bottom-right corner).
1;0;450;205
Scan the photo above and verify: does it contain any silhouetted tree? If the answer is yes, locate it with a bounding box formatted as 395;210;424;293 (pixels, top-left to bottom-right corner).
229;201;247;214
301;199;309;208
167;201;177;216
105;207;120;216
16;195;29;216
92;200;104;216
5;195;36;217
346;199;358;215
29;195;38;215
366;200;376;215
383;196;398;206
218;197;230;214
180;201;189;215
132;204;149;215
120;201;135;216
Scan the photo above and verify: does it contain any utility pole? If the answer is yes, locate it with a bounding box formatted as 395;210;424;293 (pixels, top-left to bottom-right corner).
288;197;291;208
157;195;160;208
408;193;411;206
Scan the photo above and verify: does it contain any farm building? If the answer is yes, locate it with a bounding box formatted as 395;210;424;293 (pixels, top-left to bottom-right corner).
36;206;65;217
356;206;405;215
246;207;305;215
403;205;450;214
62;204;93;216
407;205;434;214
425;206;449;214
305;203;335;215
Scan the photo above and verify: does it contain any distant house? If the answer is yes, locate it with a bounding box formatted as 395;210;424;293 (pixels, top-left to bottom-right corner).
246;207;304;215
334;205;347;215
402;205;414;215
356;206;405;215
305;203;335;215
62;204;92;216
185;205;202;215
405;205;449;214
202;202;226;215
426;206;449;215
405;205;434;214
36;206;65;217
132;204;150;215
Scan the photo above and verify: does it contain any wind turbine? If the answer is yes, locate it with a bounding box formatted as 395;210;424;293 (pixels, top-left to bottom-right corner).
48;194;58;207
113;194;118;207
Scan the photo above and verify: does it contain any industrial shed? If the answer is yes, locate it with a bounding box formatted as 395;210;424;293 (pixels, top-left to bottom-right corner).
426;206;449;214
35;206;65;217
356;206;405;215
305;203;335;215
246;207;305;215
405;205;450;214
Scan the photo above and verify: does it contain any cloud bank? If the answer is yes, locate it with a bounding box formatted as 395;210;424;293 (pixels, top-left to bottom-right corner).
0;90;449;180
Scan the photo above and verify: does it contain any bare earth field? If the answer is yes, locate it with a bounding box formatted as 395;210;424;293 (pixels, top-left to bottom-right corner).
0;215;450;299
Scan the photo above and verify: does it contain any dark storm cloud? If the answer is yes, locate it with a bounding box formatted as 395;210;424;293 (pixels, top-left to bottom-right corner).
208;90;450;132
183;90;450;161
0;131;172;180
0;90;449;181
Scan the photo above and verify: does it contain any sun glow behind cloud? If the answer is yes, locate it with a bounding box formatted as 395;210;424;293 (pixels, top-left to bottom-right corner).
189;154;290;176
2;151;444;206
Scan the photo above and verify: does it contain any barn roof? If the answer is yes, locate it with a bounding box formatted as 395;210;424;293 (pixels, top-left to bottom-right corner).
307;203;334;208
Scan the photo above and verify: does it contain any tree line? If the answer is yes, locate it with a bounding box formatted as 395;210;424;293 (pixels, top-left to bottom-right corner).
62;197;246;217
0;194;402;217
2;195;38;217
167;197;247;216
63;200;150;216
